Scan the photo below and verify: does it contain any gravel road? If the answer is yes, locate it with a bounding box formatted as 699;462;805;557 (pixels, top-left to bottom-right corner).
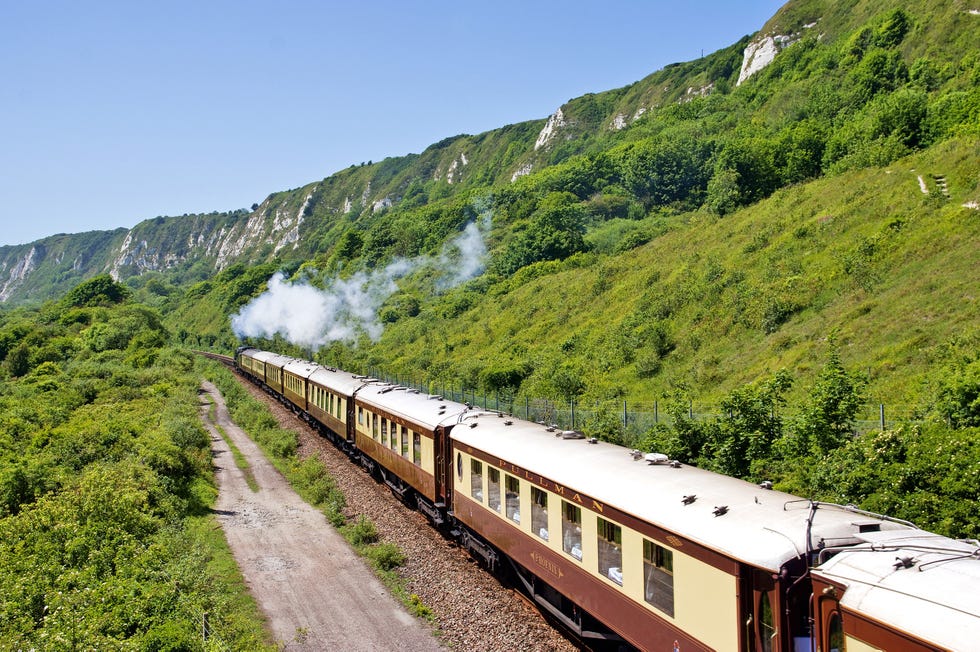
200;380;444;651
228;374;580;651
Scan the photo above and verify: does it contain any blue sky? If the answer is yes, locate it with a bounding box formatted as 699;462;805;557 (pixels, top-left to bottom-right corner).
0;1;784;247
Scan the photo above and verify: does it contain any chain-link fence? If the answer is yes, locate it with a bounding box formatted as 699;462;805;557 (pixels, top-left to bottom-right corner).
369;370;920;445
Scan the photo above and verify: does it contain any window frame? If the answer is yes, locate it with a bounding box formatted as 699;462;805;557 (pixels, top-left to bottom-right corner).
504;474;520;523
597;516;623;585
643;539;675;616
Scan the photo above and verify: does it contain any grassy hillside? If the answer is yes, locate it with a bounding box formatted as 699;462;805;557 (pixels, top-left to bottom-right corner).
163;1;979;416
333;137;979;407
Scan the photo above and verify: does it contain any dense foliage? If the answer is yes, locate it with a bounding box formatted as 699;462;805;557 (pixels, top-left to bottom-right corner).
0;278;269;650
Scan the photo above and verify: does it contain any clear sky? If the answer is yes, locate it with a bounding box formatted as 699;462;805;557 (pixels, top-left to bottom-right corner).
0;0;785;247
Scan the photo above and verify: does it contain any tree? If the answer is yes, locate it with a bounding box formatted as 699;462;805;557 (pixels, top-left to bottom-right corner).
933;357;980;429
62;274;130;308
705;167;741;216
791;342;867;454
492;194;588;275
706;370;793;477
4;342;30;377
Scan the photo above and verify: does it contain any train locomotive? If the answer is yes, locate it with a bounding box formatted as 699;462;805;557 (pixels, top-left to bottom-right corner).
235;346;980;651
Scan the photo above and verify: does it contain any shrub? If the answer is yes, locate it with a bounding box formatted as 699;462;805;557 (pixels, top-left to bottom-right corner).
366;542;406;571
344;515;378;546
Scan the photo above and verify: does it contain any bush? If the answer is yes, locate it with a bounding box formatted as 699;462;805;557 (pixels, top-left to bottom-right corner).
344;515;378;546
366;542;406;571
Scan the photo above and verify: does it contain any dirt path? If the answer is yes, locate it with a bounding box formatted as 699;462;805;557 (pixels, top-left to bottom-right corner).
199;381;444;651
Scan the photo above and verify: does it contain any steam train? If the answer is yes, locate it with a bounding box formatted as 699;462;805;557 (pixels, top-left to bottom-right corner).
234;346;980;651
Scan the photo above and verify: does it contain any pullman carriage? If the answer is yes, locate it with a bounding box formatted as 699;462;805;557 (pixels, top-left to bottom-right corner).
447;410;918;652
353;384;465;524
250;350;293;395
282;359;318;412
811;532;980;652
235;347;262;380
305;365;366;449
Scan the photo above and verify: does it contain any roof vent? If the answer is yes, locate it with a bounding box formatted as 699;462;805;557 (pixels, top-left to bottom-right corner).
630;450;644;460
561;430;585;440
682;494;697;505
713;505;729;517
469;422;478;429
893;556;916;570
645;453;669;465
759;481;773;490
670;460;682;468
428;395;443;400
587;437;598;444
504;420;513;426
545;425;556;432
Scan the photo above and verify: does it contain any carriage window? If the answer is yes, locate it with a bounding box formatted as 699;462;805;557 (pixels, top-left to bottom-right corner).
643;540;674;616
505;475;520;523
760;592;776;652
531;487;548;540
828;612;845;652
400;426;409;458
562;501;582;560
488;468;501;512
390;424;398;451
597;517;622;585
413;432;421;465
358;406;364;426
470;460;483;501
380;418;388;444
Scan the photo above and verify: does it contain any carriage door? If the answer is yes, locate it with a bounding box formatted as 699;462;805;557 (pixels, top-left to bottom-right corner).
433;425;449;506
742;567;779;652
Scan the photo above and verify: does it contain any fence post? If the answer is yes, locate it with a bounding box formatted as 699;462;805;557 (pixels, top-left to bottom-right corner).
655;400;659;424
623;400;628;429
689;400;693;419
571;400;575;428
880;404;885;430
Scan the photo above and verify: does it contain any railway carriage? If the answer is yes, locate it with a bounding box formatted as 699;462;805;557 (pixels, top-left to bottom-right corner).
237;348;292;395
282;358;317;411
304;365;365;448
353;384;466;524
811;532;980;651
447;409;921;651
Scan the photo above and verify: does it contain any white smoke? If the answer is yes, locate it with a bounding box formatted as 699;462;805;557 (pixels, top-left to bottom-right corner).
231;214;490;350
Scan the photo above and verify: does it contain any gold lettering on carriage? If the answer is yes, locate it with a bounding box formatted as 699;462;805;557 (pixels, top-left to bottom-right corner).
530;551;564;579
497;460;606;513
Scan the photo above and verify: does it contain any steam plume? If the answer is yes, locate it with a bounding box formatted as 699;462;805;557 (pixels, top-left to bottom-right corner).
231;213;490;350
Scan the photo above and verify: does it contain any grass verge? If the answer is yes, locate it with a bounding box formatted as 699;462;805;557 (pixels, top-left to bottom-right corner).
199;358;437;624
